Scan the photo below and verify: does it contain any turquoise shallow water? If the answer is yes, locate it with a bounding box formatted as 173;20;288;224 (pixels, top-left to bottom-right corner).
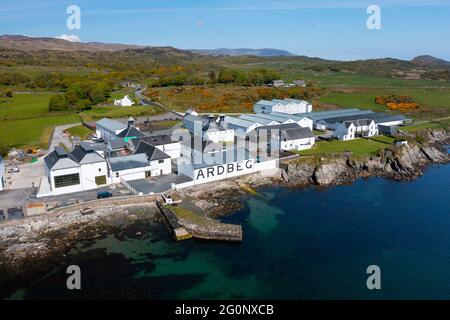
5;157;450;299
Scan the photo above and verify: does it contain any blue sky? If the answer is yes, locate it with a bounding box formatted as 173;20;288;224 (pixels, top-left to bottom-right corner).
1;0;450;60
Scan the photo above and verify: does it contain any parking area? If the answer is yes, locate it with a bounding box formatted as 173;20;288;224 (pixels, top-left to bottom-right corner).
3;157;45;190
126;174;191;195
0;184;132;223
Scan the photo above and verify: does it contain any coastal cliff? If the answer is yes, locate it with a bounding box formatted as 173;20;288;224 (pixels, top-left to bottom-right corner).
280;130;449;187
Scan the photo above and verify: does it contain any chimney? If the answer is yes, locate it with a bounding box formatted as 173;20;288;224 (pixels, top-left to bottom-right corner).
127;116;135;128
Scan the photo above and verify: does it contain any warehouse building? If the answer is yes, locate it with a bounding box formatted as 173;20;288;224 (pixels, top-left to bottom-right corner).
41;144;109;196
254;99;312;114
96;118;127;142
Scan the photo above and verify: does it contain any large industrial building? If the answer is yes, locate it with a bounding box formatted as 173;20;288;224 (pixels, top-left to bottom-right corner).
254;99;313;114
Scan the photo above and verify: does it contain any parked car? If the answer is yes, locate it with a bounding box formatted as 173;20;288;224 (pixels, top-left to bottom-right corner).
97;191;113;199
7;167;20;173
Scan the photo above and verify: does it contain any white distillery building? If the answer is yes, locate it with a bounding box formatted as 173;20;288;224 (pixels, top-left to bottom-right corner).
96;118;127;142
254;99;312;114
224;116;262;135
134;141;172;176
108;153;153;184
131;134;181;159
319;119;378;141
183;110;234;143
40;144;109;197
258;123;316;152
0;156;4;191
114;95;135;107
177;137;260;185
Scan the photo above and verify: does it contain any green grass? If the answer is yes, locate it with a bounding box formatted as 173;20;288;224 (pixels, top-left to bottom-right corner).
66;125;92;139
319;88;450;120
0;114;80;148
0;93;82;149
401;121;450;132
171;205;211;226
0;93;55;120
151;120;181;128
368;135;396;144
296;138;390;156
80;105;164;122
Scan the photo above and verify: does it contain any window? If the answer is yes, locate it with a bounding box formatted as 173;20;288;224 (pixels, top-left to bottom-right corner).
98;168;102;172
116;172;119;178
95;175;107;186
54;173;80;188
158;160;164;164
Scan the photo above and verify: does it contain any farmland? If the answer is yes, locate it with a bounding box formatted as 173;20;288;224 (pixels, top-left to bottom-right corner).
0;93;81;149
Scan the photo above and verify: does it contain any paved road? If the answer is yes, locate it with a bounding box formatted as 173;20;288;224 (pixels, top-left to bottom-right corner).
135;89;184;118
49;123;81;151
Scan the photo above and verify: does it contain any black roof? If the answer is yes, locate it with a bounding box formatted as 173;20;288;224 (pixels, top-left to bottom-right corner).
131;134;176;148
135;141;171;161
44;149;77;170
117;126;146;139
71;144;95;163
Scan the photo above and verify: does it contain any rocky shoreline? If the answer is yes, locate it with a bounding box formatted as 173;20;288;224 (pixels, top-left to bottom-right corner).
188;129;450;215
0;129;449;297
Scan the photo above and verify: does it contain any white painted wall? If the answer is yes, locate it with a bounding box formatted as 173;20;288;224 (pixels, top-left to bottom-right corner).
279;137;316;151
49;167;83;195
149;158;172;176
79;162;109;190
110;167;150;184
156;142;181;159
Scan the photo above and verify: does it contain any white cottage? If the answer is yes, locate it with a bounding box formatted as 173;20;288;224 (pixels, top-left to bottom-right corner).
114;95;135;107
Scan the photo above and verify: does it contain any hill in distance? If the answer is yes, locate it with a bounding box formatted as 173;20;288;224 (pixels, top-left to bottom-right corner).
411;55;450;68
0;35;145;52
191;48;295;57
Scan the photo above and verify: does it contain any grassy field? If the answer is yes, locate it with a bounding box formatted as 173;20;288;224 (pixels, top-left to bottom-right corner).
0;93;56;120
0;114;80;149
0;93;81;149
296;138;391;156
66;125;93;140
320;88;450;120
80;105;164;122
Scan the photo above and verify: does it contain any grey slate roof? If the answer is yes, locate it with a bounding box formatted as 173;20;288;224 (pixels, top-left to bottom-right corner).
135;141;171;161
108;154;149;171
109;139;127;151
116;126;146;139
45;144;105;170
133;134;177;148
281;127;314;140
96;118;127;132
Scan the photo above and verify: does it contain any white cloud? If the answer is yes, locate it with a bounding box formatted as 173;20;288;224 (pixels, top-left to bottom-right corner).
56;34;81;42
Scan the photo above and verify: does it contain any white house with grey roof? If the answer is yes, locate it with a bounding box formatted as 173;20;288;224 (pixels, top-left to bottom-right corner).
134;141;172;176
258;123;315;152
108;153;153;184
40;144;108;197
131;134;181;159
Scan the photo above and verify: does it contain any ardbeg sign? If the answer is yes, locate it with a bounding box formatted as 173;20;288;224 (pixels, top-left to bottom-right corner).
195;159;254;182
